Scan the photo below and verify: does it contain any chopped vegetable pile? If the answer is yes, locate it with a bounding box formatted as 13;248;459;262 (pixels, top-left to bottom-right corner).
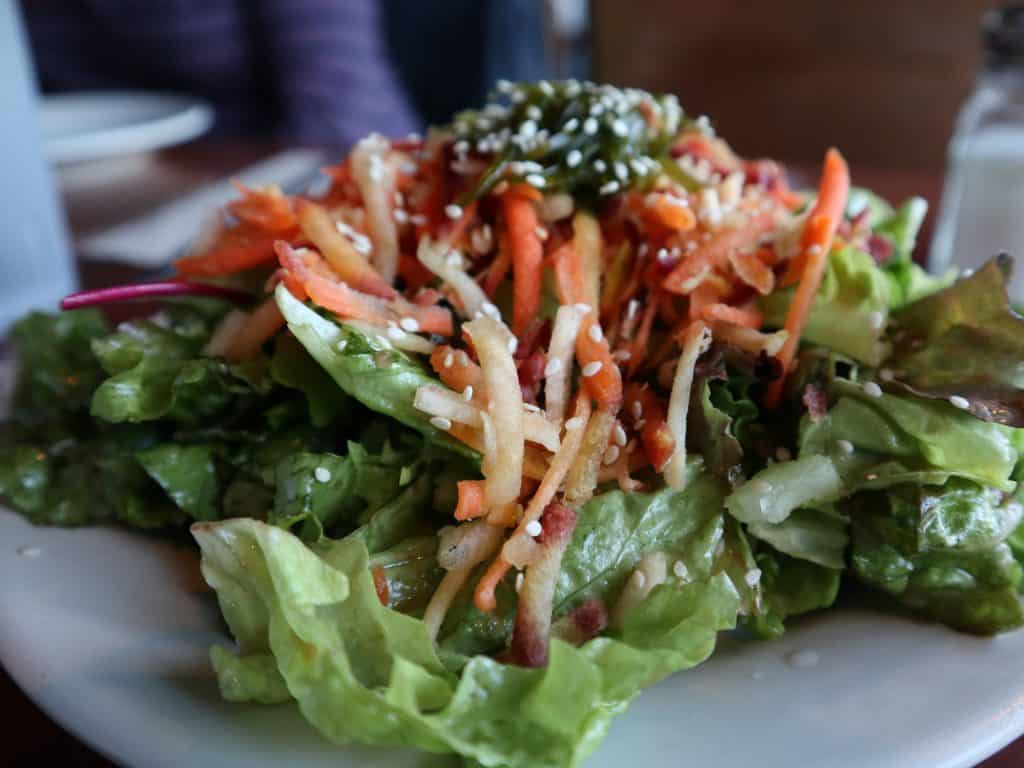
3;80;1024;768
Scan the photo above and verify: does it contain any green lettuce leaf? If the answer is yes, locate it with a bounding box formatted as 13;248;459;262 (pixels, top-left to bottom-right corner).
800;378;1020;491
761;245;891;365
193;518;739;768
275;284;477;460
724;455;843;526
747;506;849;570
748;547;842;638
884;256;1024;426
848;479;1024;634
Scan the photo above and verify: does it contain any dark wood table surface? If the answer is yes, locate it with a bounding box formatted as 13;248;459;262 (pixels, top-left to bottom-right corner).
2;141;1021;767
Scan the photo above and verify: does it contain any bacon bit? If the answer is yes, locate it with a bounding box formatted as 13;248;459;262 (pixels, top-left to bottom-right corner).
517;350;547;405
508;503;578;668
371;566;390;607
700;302;763;329
552;599;609;646
729;249;776;295
802;382;828;422
867;233;895;264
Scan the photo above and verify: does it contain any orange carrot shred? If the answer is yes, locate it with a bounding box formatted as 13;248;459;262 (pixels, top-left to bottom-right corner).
475;555;512;612
455;480;487;520
700;302;763;329
765;148;850;408
503;194;544;337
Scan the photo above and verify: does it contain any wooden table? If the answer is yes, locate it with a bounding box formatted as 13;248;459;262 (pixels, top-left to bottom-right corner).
2;141;1020;767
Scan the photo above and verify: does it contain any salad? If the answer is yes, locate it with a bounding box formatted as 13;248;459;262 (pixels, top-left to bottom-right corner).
4;79;1024;767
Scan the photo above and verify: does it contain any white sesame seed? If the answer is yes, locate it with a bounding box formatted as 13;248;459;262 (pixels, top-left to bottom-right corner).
599;181;620;196
630;158;647;176
868;311;885;330
614;161;628;181
588;324;603;342
393;208;409;223
387;325;405;341
523;402;542;413
565;416;584;432
775;447;791;462
445;250;464;269
673;560;690;580
582;361;603;377
806;244;823;256
593;158;607;173
603;445;621;465
336;339;348;352
836;439;854;454
525;173;546;188
583;117;599;135
613;423;628;446
611;119;628;137
515;572;524;593
401;161;418;175
949;395;970;410
865;472;878;481
686;240;698;252
399;317;420;333
429;416;453;431
863;381;883;398
526;104;542;120
879;368;895;382
631;570;647;589
445;203;463;220
566;149;582;168
409;213;428;226
543;358;563;377
611;349;632;362
574;302;592;314
656;247;671;264
538;79;554;96
535;225;548;241
563;118;579;133
493;180;509;195
525;520;543;537
631;400;643;419
314;467;332;483
518;120;538;138
443;353;454;368
744;568;762;587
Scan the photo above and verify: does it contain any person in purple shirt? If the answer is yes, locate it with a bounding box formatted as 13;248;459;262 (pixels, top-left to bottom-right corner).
21;0;422;148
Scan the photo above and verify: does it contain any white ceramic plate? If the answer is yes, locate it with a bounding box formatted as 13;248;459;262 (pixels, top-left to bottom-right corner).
1;507;1022;768
40;91;214;165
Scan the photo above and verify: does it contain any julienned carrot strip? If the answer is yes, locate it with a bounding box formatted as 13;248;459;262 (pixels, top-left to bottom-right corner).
764;149;849;409
443;200;478;248
483;229;512;297
687;282;720;322
475;554;512;612
228;181;295;233
296;201;396;298
503;194;544;337
430;345;483;392
624;382;675;472
455;480;487;520
551;243;622;411
506;182;544;202
277;241;453;335
700;302;762;329
176;225;281;277
663;210;776;294
628;299;657;376
648;193;697;232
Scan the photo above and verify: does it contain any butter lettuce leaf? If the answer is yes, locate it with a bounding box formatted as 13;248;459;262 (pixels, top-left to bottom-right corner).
193;518;739;768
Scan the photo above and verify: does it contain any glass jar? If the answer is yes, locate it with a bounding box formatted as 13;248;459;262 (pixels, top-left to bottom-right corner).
930;5;1024;299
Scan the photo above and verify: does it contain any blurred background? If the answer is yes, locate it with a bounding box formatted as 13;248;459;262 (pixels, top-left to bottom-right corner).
19;0;997;166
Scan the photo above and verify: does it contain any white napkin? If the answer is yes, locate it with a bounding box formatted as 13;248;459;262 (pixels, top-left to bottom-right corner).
77;149;329;267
